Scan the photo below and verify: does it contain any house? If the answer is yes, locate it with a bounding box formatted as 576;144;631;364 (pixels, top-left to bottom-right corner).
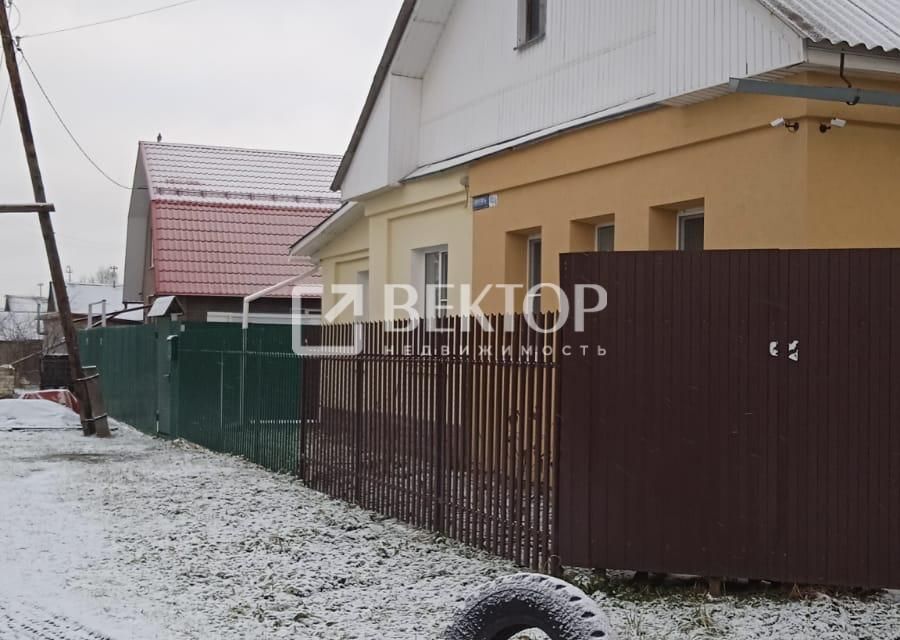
0;294;43;387
123;142;342;323
42;282;145;355
293;0;900;317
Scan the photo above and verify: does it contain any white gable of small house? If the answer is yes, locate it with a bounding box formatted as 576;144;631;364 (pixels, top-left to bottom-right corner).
340;0;805;200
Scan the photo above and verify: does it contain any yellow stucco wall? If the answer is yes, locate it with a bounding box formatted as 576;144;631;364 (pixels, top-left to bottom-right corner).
314;169;473;321
317;214;370;322
468;72;900;312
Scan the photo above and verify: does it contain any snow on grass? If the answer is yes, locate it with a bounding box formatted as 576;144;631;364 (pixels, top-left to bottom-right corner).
0;398;82;430
574;573;900;640
1;424;898;639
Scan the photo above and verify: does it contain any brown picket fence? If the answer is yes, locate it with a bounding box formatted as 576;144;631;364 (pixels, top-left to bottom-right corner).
300;315;560;572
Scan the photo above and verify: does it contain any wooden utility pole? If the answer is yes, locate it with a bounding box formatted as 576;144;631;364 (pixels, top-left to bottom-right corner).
1;5;109;437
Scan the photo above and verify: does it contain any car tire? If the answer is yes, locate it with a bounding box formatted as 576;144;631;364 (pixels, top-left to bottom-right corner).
444;573;615;640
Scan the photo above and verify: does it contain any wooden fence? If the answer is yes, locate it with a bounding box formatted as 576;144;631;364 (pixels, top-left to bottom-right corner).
558;249;900;589
300;315;560;572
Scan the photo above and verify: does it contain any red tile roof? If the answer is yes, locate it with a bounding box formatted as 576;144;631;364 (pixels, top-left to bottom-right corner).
142;142;341;298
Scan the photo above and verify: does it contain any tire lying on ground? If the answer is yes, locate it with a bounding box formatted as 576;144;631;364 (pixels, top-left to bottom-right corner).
444;573;615;640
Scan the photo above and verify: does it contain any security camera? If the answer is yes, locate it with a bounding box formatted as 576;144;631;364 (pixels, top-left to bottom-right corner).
771;117;800;132
820;118;848;133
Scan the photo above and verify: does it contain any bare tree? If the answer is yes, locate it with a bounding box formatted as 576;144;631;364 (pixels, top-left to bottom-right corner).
0;312;40;342
81;266;120;286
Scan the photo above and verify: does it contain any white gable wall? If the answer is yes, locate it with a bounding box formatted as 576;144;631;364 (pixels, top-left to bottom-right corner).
656;0;805;98
342;0;806;200
419;0;658;166
342;81;392;200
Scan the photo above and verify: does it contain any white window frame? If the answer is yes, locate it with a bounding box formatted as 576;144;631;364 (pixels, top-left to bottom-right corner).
526;234;542;314
412;245;449;317
356;270;370;321
517;0;547;49
677;208;705;252
595;223;615;252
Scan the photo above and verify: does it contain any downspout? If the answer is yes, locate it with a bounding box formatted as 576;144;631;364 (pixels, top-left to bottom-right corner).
241;266;320;330
239;267;320;433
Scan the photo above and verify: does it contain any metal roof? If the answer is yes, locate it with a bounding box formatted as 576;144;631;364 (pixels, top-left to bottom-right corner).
758;0;900;53
3;295;44;313
141;142;342;206
47;283;145;322
138;142;342;299
151;199;325;298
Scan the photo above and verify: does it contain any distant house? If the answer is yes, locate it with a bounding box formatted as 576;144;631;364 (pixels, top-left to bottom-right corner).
0;294;45;387
43;282;144;355
122;142;342;324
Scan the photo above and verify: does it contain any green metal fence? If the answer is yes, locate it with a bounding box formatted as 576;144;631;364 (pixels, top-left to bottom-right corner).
80;324;158;434
80;323;303;474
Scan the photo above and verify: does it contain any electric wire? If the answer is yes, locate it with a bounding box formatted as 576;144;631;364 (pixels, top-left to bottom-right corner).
18;47;134;190
18;0;203;40
8;0;21;32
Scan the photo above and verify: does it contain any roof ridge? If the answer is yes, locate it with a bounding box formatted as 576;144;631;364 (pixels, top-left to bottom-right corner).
140;140;342;160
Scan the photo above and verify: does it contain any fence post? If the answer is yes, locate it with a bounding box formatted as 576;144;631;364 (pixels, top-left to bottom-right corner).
433;333;447;533
297;357;306;480
353;351;363;503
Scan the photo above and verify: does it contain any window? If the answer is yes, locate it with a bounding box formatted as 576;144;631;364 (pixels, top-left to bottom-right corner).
527;236;542;313
596;224;615;252
678;210;705;252
518;0;546;48
424;248;449;317
356;270;370;320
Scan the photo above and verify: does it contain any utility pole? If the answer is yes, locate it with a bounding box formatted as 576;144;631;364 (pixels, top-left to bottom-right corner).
1;5;108;437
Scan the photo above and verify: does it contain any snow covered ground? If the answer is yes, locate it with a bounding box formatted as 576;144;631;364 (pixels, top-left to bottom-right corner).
0;398;83;430
1;415;898;639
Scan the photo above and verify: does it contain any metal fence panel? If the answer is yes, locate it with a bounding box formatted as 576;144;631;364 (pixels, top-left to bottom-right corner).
558;249;900;590
80;324;158;434
300;316;560;572
80;323;302;474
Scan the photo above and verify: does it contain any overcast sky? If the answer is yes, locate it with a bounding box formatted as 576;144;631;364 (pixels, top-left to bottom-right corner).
0;0;401;301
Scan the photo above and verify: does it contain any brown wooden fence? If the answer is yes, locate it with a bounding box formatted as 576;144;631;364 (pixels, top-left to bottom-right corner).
558;249;900;589
300;315;560;571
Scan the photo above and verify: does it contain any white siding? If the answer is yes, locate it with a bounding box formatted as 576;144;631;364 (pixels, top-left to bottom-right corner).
417;0;803;167
657;0;805;98
388;75;423;183
341;81;392;200
343;0;806;198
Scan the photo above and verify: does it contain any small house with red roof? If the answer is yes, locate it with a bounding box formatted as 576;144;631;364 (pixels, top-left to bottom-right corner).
122;142;341;323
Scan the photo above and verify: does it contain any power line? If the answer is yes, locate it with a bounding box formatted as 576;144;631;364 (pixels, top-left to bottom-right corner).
18;0;204;40
17;47;134;190
7;1;21;32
